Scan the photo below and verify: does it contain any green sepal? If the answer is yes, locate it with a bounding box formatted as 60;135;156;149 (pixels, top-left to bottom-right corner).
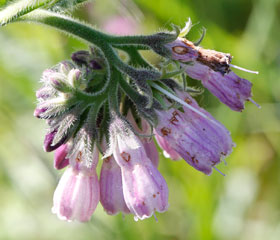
153;90;170;111
194;27;206;46
170;24;181;40
150;80;177;97
161;68;185;79
178;18;192;38
51;77;73;93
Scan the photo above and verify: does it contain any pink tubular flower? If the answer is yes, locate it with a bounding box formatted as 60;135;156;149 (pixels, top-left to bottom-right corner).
54;144;69;170
141;139;159;167
126;111;159;167
166;37;258;111
183;62;252;111
107;117;169;220
155;91;233;175
52;145;100;222
121;162;168;221
100;155;130;215
154;133;181;161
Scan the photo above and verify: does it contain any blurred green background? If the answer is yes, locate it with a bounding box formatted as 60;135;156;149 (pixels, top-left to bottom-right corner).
0;0;280;239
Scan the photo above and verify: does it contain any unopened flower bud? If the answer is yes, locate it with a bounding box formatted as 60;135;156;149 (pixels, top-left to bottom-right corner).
50;74;72;93
71;50;102;71
59;61;73;75
41;69;55;85
71;50;90;66
68;69;82;89
34;107;47;118
54;144;69;170
36;87;52;100
44;130;67;152
89;60;102;70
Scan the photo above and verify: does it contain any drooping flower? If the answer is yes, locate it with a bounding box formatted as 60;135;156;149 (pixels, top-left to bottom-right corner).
154;133;181;161
155;91;233;175
121;161;169;221
100;155;130;215
126;110;159;167
107;116;169;220
166;37;258;111
52;145;100;222
141;139;159;167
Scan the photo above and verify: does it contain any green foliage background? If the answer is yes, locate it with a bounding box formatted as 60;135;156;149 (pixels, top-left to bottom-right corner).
0;0;279;239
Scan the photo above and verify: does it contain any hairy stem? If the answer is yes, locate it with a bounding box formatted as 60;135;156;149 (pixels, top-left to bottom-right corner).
19;10;160;78
116;45;153;69
19;9;109;46
0;0;60;26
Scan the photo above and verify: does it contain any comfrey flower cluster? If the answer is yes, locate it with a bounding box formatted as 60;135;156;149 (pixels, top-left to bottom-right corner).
33;18;259;222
